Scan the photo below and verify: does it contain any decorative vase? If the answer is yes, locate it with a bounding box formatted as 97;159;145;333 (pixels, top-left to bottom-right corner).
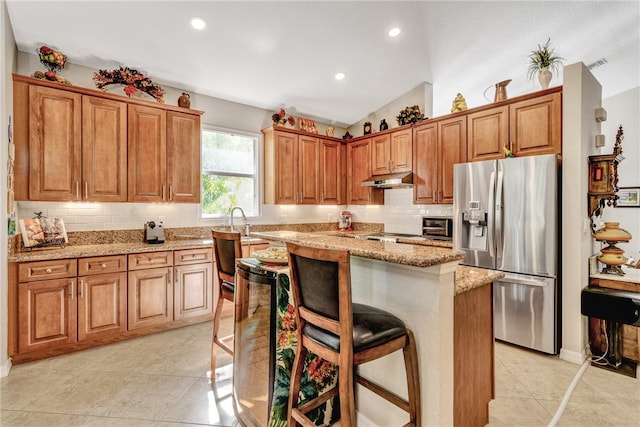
593;222;632;275
538;67;552;89
379;119;388;131
178;92;191;108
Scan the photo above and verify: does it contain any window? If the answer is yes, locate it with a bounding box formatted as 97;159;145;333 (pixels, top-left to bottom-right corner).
201;127;259;218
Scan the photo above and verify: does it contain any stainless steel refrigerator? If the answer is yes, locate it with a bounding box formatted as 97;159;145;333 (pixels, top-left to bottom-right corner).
453;154;560;354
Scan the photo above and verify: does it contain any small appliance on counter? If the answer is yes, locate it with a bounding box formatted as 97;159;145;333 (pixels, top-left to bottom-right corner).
338;211;352;232
422;216;453;241
144;220;165;244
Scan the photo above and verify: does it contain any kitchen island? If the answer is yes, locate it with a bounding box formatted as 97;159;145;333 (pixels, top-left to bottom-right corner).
250;231;503;427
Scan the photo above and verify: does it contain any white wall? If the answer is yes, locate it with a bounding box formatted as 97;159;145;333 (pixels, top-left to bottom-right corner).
1;0;16;377
348;82;434;137
560;63;604;363
600;87;640;261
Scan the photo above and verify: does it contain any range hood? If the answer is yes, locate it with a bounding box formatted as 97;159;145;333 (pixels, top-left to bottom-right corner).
361;171;413;188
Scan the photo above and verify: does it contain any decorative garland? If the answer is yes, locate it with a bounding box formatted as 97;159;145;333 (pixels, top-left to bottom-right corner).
92;66;165;103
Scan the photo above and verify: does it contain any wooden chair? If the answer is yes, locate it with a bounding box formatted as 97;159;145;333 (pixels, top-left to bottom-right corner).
211;229;242;377
286;242;421;427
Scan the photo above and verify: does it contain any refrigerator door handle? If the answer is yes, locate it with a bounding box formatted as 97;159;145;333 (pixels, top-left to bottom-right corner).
495;170;504;259
488;171;496;257
496;274;549;287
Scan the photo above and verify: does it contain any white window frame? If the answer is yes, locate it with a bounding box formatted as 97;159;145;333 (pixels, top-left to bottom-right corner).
199;125;262;220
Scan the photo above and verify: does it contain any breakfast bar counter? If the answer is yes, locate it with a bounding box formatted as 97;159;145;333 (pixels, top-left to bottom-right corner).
250;231;503;426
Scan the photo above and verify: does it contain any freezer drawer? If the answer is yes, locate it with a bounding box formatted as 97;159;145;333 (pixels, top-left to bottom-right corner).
493;273;558;354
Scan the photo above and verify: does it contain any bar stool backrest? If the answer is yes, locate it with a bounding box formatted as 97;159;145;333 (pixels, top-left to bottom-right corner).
212;230;242;283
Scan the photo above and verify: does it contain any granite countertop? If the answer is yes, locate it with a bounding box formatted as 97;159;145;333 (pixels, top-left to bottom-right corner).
455;266;505;295
250;230;464;268
7;236;267;263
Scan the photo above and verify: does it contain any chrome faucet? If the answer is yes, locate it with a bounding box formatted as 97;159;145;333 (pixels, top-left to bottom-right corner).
230;206;247;234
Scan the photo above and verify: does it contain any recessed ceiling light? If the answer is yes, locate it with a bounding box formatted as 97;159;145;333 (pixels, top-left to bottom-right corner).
190;17;207;30
388;27;401;37
334;72;346;80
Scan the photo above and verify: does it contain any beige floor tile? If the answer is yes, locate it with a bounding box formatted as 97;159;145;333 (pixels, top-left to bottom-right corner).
3;322;639;427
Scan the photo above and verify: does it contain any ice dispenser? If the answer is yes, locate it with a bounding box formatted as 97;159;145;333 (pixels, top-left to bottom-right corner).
460;201;488;251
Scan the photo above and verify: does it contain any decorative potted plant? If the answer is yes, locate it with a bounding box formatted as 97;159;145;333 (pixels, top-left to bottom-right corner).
527;38;564;89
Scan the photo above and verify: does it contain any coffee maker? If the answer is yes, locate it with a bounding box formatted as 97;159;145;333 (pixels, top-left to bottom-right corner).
338;211;353;232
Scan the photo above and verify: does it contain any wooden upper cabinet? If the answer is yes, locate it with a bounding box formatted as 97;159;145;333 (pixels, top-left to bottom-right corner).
438;116;467;204
390;128;413;172
413;116;466;205
264;129;298;204
371;127;412;175
347;138;383;205
467;106;509;162
371;133;391;175
13;75;202;203
413;122;438;205
167;111;201;203
467;88;562;161
509;91;561;156
319;139;345;204
127;104;167;202
27;84;82;201
82;96;128;201
298;135;320;204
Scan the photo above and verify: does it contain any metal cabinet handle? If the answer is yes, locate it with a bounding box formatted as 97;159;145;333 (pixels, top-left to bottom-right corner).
84;182;88;200
46;268;52;274
75;181;79;199
70;281;75;300
101;263;107;268
169;185;173;201
162;185;166;200
79;280;84;297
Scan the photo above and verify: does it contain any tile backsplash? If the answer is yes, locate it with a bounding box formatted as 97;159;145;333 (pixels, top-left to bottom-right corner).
15;188;450;236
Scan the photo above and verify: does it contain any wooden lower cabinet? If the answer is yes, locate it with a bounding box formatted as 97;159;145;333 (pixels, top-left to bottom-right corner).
10;247;218;362
78;272;127;341
174;248;213;320
127;266;174;330
18;277;78;353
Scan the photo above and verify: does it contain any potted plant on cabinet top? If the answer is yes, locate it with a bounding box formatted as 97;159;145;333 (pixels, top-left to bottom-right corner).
527;38;564;89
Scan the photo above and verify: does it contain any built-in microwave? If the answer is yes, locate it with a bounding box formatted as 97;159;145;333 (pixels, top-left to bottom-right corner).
422;217;453;241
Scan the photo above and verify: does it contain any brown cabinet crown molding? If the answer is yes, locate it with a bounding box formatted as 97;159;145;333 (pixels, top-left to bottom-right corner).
13;74;204;115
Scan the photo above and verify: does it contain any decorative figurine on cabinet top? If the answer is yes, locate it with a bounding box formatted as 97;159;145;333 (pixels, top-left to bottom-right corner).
379;119;389;131
364;122;372;135
451;93;468;112
178;92;191;108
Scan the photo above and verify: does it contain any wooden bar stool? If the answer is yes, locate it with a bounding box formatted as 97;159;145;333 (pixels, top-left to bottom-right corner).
286;242;421;427
211;230;242;377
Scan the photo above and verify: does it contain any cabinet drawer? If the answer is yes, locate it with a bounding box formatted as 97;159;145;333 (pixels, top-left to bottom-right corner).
18;259;77;282
128;251;173;270
174;248;212;265
78;255;127;275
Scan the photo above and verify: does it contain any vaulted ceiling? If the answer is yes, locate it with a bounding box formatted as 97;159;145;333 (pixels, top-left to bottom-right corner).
7;1;640;126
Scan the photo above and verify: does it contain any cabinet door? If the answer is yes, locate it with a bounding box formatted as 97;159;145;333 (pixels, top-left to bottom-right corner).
18;278;77;353
347;139;383;205
82;96;127;201
167;111;201;203
371;133;391;175
467;106;508;162
127;267;173;329
77;272;127;341
128;105;167;202
319;139;343;204
438;116;467;204
273;132;298;204
510;92;561;156
174;263;213;320
298;135;320;204
28;85;82;200
389;128;412;172
413;123;438;204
